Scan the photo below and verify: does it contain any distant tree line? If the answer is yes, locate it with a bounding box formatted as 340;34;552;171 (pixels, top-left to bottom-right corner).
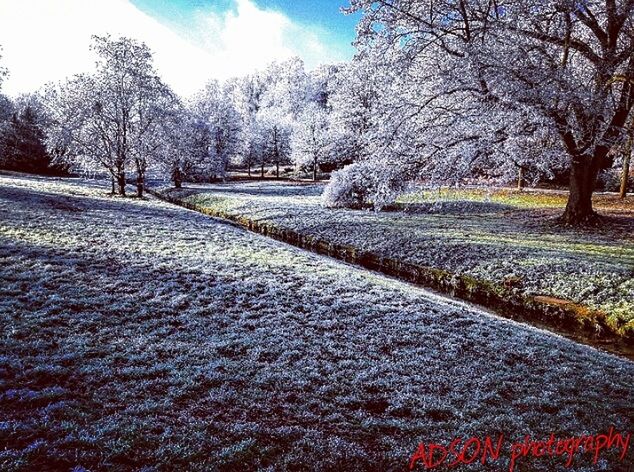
0;35;374;197
0;60;67;176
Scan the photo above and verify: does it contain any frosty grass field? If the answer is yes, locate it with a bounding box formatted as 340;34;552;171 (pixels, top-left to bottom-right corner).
157;181;634;335
0;174;632;471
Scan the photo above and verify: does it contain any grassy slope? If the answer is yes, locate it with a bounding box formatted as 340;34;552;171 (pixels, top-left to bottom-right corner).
157;182;634;335
0;175;632;471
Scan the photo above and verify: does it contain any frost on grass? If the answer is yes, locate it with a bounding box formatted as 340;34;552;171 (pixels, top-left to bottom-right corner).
159;181;634;331
0;175;632;471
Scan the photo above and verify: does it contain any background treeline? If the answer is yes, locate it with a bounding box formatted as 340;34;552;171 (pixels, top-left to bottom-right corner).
0;36;372;193
1;0;633;227
0;95;68;175
0;32;629;200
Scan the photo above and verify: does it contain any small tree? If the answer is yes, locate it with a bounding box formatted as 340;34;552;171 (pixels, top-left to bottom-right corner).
45;73;129;191
191;81;242;180
0;104;58;174
257;108;292;178
153;103;200;188
237;121;264;177
620;114;633;198
291;103;331;181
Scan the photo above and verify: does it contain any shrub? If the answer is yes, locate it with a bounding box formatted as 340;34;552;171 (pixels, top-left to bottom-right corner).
322;161;406;210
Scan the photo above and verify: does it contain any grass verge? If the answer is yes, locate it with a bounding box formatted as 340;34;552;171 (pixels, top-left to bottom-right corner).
149;184;634;359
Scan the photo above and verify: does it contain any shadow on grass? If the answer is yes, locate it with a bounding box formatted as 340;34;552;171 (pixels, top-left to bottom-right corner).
2;178;633;471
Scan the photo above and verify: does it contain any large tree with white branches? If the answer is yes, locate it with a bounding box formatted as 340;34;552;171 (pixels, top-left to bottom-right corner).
346;0;634;224
45;36;173;196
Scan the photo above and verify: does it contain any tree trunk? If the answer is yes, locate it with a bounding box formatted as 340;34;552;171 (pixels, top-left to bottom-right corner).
561;160;599;225
276;162;280;179
116;172;126;196
111;175;115;194
171;167;182;188
620;132;632;199
517;167;524;190
261;163;265;179
136;173;144;198
313;156;318;181
248;163;251;177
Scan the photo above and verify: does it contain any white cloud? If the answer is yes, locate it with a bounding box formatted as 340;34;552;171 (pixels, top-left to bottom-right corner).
192;0;346;78
0;0;349;98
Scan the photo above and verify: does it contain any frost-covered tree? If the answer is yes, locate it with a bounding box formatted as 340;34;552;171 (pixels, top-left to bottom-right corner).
257;107;292;178
246;57;308;178
226;75;267;176
346;0;634;224
291;103;331;180
153;101;203;188
0;95;65;175
261;57;308;119
224;58;334;178
45;35;172;196
191;81;242;179
328;58;382;165
45;73;127;190
307;64;341;109
238;120;265;177
0;46;7;92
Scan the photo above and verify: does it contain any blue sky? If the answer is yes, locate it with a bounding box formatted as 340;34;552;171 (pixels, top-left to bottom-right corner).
131;0;360;59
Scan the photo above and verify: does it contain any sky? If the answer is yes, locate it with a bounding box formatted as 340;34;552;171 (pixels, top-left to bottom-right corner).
0;0;359;98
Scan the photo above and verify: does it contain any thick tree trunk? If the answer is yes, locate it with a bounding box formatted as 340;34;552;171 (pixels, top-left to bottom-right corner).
561;160;599;225
261;163;265;178
620;133;632;199
313;157;318;181
276;162;280;179
116;172;126;196
136;173;144;198
172;168;182;188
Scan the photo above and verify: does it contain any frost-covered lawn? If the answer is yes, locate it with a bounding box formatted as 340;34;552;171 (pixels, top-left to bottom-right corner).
157;181;634;334
1;175;632;471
